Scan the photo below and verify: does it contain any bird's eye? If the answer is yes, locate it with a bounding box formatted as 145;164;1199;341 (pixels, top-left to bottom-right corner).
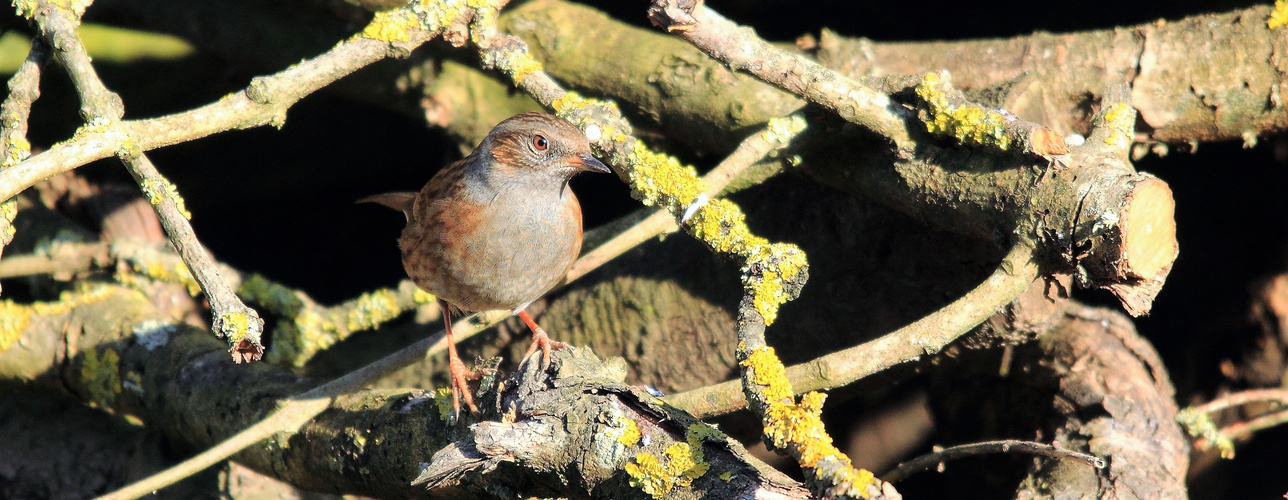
532;135;548;151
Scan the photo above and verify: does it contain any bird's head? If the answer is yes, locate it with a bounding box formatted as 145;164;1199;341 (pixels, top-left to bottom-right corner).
479;112;611;184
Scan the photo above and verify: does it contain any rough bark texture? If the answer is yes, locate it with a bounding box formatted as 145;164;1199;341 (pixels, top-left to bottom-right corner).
814;4;1288;145
929;301;1188;499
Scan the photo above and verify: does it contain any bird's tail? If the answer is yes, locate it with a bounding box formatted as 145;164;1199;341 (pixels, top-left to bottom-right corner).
357;192;417;222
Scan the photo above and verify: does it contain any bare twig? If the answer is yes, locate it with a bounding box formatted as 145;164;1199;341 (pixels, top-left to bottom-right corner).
0;5;448;202
1190;388;1288;415
647;0;911;150
881;439;1106;483
667;241;1041;418
1181;388;1288;455
28;1;266;360
0;38;48;290
564;113;806;285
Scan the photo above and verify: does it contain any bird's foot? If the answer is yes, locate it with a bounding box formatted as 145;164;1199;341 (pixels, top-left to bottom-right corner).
521;327;569;372
447;348;482;420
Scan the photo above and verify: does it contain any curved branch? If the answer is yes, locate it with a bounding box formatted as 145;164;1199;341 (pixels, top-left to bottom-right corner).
667;241;1039;417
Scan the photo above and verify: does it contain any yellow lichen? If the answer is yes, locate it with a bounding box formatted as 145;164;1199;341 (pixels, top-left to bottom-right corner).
434;387;455;421
1177;407;1235;459
617;416;641;446
345;288;401;331
915;72;1012;151
740;346;793;402
81;348;122;409
362;9;419;42
625;139;706;212
1100;102;1136;151
719;471;733;482
139;178;192;220
1;286;113;352
761;114;808;146
412;288;436;304
116;255;200;296
761;390;880;497
5;136;30;165
742;243;807;324
1271;0;1288;29
663;442;710;487
625;452;672;498
1;198;17;244
220;311;251;343
0;301;33;351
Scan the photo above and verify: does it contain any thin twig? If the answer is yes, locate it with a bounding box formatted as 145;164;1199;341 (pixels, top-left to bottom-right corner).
564;113;805;284
30;2;266;360
881;439;1106;483
0;7;446;202
1190;388;1288;415
668;242;1040;418
647;0;911;150
0;37;48;290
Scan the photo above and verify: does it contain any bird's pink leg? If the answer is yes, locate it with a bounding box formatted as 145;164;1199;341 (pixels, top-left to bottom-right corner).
440;300;481;417
519;310;568;370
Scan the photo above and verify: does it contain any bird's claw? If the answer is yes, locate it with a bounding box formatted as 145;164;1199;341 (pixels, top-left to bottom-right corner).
448;352;482;420
522;328;568;372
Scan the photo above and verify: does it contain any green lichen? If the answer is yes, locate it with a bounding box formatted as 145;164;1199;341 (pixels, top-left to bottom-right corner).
81;348;122;409
1100;102;1136;151
238;273;304;316
719;471;733;482
915;71;1012;151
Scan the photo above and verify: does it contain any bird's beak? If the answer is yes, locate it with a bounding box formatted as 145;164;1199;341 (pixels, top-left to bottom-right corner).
566;152;611;174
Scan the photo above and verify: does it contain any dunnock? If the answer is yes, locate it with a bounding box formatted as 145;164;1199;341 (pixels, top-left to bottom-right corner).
361;112;610;416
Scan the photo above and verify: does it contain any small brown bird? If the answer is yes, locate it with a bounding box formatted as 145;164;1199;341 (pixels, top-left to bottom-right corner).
360;112;610;417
